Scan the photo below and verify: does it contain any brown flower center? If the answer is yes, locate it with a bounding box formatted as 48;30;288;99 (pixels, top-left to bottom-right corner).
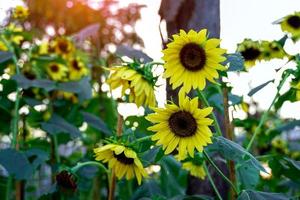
179;43;206;71
56;170;77;191
114;152;134;165
287;15;300;29
72;60;81;71
241;47;261;61
168;111;197;137
58;41;69;53
50;64;59;72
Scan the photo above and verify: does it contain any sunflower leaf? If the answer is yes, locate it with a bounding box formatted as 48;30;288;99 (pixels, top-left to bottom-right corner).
0;51;13;63
248;79;274;97
237;190;290;200
81;111;111;135
223;53;245;71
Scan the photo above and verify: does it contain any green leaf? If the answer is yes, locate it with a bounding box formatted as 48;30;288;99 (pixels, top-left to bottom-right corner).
12;74;56;91
236;159;259;189
41;114;81;138
24;149;49;170
273;120;300;132
223;53;245;71
0;51;13;63
0;149;33;180
81;111;111;135
237;190;289;200
209;136;266;173
248;79;274;97
130;179;162;199
116;45;153;63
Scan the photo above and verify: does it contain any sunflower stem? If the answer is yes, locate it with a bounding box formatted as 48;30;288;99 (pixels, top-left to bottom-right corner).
203;163;223;200
197;90;222;136
71;161;109;174
246;72;289;152
203;150;238;194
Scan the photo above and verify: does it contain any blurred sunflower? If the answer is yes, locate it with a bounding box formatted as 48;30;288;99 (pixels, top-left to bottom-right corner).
57;91;78;103
12;6;29;20
237;39;262;69
46;62;68;81
52;37;74;55
0;41;8;51
146;95;213;160
162;29;226;94
281;12;300;39
106;65;156;107
7;23;24;45
261;40;285;61
38;42;49;55
94;144;147;185
182;162;206;180
68;57;88;80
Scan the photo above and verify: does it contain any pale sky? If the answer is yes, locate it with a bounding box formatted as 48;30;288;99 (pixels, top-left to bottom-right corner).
1;0;300;119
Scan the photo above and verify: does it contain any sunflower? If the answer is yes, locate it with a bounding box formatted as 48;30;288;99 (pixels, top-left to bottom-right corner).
57;91;78;103
52;37;74;55
94;144;147;185
106;66;156;107
237;39;262;69
7;23;24;45
46;62;68;81
281;12;300;39
0;41;8;51
68;57;88;80
146;95;213;160
12;6;29;20
261;40;285;61
182;162;206;180
162;29;226;94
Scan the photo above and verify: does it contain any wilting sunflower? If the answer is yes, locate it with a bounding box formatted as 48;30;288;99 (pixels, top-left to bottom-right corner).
237;39;262;69
52;37;74;55
146;95;213;160
182;162;206;180
281;12;300;39
94;144;147;185
162;29;226;94
12;6;29;20
107;66;156;107
261;40;285;61
68;57;88;80
46;62;68;81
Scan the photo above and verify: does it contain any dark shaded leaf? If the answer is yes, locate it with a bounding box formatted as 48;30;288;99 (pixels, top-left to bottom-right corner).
0;51;13;63
223;53;245;71
274;120;300;132
248;79;274;97
131;179;162;200
116;45;153;63
41;114;81;138
81;111;111;135
236;159;259;189
12;74;56;91
24;149;49;170
0;149;33;180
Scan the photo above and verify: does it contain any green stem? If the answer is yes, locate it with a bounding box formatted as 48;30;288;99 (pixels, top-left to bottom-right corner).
203;150;238;194
197;90;222;136
246;73;289;152
130;136;152;146
203;163;223;200
52;135;61;163
71;161;109;174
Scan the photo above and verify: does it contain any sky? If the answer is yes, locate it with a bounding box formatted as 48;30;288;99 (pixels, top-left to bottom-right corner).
1;0;300;119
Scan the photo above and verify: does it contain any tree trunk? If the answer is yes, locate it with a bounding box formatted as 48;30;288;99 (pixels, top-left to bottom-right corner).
159;0;229;198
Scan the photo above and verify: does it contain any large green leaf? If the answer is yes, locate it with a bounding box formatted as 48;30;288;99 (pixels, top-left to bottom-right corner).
81;111;111;135
41;114;81;138
237;190;289;200
236;159;259;189
0;149;33;180
12;74;56;91
223;53;245;71
0;51;13;63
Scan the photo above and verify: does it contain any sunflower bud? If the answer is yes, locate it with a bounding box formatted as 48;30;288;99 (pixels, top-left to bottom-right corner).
56;170;77;192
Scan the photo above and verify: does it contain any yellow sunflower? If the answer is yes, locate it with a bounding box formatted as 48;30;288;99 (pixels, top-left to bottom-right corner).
146;95;213;160
46;62;68;81
94;144;147;185
107;66;156;107
261;40;285;61
57;91;78;103
0;41;8;51
39;42;49;55
162;29;226;94
292;81;300;100
182;161;206;180
281;12;300;39
12;6;29;20
7;23;24;45
237;39;262;69
52;37;74;55
68;57;88;81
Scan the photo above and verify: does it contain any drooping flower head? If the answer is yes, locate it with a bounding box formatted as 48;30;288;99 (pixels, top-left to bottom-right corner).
94;144;147;185
68;57;88;81
146;95;213;160
182;161;206;180
46;62;68;81
162;29;227;94
12;6;29;20
56;170;77;192
237;39;262;69
261;40;285;61
280;12;300;39
106;62;157;107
